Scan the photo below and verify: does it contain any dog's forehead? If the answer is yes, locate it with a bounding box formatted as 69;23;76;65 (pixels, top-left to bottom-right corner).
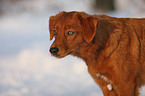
55;17;77;29
56;12;76;22
57;16;74;24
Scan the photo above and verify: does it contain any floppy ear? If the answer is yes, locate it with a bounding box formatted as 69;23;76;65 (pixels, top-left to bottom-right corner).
49;16;55;40
75;13;98;43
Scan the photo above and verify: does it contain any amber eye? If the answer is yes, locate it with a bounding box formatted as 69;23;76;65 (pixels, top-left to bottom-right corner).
67;31;74;36
54;30;57;35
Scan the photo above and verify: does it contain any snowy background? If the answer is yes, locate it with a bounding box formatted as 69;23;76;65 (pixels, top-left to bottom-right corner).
0;0;145;96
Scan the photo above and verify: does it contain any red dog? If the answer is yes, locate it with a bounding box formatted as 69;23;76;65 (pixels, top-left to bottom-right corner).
49;11;145;96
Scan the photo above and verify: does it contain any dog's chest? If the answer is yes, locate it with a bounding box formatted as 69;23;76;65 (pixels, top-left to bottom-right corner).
95;73;113;91
96;73;110;82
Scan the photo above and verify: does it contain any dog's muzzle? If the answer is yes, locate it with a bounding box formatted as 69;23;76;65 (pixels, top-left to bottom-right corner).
49;47;59;55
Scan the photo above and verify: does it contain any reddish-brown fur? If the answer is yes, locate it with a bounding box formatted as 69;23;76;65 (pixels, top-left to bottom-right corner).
49;11;145;96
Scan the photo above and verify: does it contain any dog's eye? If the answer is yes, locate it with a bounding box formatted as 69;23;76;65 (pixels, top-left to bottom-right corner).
54;30;57;35
67;31;74;36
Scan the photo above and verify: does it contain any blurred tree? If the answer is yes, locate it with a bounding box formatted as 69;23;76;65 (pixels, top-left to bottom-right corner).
0;0;3;14
93;0;115;12
0;0;17;15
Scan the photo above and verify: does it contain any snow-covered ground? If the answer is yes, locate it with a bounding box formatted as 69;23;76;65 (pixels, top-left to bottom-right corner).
0;12;102;96
0;0;145;96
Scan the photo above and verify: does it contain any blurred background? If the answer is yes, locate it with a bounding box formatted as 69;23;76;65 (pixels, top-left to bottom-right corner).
0;0;145;96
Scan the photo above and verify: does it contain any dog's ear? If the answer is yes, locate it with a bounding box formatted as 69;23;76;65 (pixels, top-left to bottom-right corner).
84;16;98;43
74;13;98;43
49;16;55;40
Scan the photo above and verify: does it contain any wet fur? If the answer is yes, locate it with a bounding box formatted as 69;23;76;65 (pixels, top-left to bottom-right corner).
49;11;145;96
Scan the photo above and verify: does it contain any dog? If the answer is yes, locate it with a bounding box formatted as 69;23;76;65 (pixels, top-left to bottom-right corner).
49;11;145;96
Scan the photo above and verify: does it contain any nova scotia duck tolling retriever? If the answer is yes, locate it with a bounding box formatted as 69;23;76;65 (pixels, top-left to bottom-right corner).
49;11;145;96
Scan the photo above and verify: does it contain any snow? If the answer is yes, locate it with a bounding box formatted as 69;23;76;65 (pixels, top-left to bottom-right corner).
0;0;145;96
0;12;102;96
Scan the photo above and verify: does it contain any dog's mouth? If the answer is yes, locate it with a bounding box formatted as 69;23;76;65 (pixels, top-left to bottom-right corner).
52;51;73;58
53;54;65;58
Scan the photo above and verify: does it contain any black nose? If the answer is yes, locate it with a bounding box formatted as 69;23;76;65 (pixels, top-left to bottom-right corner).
49;47;59;55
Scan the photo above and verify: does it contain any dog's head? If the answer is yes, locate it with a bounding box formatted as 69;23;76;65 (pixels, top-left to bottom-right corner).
49;11;98;58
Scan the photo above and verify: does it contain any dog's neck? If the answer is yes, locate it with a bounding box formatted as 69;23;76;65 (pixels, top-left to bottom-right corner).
72;42;105;67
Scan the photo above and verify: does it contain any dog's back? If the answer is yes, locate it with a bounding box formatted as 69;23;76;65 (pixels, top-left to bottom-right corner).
95;15;145;61
122;18;145;85
97;15;145;85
